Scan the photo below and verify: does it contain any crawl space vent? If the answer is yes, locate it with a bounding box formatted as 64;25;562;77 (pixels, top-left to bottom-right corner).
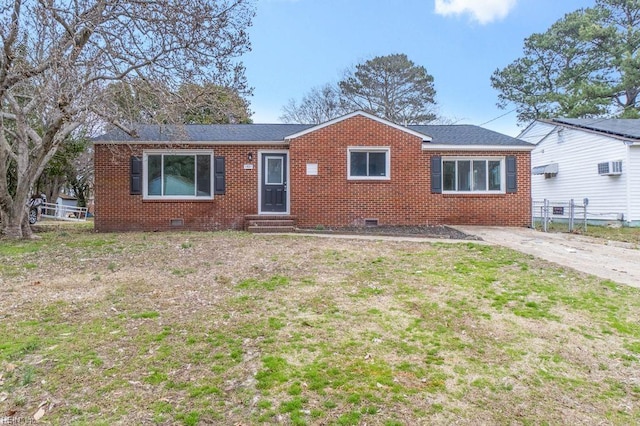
170;218;184;227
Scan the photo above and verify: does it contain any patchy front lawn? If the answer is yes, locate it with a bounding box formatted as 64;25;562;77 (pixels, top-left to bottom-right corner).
1;229;640;425
583;225;640;245
535;221;640;246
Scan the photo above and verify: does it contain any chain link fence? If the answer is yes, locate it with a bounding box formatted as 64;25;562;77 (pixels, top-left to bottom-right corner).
532;199;589;233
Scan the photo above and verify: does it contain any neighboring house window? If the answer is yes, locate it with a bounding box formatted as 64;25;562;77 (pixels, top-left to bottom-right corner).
347;147;390;180
442;158;504;193
143;151;214;199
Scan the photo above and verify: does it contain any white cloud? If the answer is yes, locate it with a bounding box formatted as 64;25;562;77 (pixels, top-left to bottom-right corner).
434;0;518;24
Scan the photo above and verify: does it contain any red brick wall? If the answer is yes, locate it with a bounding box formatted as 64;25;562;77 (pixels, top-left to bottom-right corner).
94;143;280;232
289;115;531;228
94;116;531;232
429;152;531;226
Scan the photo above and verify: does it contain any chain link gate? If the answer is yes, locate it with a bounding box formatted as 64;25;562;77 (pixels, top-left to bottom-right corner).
532;199;589;233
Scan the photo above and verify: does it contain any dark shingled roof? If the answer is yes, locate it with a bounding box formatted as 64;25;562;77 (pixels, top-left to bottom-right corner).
93;122;530;146
93;124;314;142
551;118;640;140
410;124;531;146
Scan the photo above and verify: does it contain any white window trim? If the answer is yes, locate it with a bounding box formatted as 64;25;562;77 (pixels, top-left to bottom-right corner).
442;157;506;194
142;149;215;200
347;146;391;180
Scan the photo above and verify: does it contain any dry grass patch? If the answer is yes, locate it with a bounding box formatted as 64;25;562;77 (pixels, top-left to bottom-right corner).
1;229;639;425
582;225;640;245
539;222;640;246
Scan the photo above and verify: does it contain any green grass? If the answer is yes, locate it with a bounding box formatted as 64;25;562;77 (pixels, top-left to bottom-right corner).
0;240;44;256
1;229;639;424
237;275;290;291
131;311;160;319
533;222;640;245
583;225;640;245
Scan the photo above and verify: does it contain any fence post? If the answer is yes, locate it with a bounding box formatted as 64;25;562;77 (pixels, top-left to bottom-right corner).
569;199;574;232
531;197;534;229
583;199;588;232
543;199;549;232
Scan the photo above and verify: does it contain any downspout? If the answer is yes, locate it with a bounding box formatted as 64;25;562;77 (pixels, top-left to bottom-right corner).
624;141;633;226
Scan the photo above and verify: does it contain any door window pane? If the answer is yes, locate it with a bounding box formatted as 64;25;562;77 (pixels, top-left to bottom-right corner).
266;157;283;184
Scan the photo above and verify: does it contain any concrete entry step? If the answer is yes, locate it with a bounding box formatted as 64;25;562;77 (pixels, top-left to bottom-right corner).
245;215;297;233
248;220;296;227
245;214;297;221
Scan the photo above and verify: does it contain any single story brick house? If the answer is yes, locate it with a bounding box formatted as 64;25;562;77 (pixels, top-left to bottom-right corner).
93;111;533;232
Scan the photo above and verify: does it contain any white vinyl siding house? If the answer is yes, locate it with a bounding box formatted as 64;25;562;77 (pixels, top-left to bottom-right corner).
520;119;640;226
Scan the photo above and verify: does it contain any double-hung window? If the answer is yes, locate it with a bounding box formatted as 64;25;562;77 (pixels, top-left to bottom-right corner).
348;147;390;180
442;158;504;193
144;151;214;199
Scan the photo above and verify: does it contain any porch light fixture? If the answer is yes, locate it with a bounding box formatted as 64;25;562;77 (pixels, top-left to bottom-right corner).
247;152;253;162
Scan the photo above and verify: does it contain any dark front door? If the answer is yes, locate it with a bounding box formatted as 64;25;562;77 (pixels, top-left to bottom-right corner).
261;153;287;213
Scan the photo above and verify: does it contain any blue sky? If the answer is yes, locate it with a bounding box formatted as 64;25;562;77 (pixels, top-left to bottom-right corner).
243;0;592;136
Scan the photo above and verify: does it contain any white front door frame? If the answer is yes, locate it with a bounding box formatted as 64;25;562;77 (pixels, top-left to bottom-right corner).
257;149;290;215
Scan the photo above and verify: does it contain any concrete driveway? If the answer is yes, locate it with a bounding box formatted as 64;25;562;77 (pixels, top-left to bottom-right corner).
455;226;640;288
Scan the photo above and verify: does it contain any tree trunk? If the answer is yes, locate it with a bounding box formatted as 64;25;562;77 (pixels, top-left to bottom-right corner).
0;194;31;239
21;206;33;239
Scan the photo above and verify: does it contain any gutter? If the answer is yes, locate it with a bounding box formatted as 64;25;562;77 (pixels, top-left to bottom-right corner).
421;143;534;152
92;140;289;146
625;141;633;223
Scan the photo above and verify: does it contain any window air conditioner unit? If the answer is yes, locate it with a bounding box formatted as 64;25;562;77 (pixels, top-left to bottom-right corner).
597;161;622;176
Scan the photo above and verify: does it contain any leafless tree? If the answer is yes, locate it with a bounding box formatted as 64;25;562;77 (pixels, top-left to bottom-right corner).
280;84;347;124
0;0;254;238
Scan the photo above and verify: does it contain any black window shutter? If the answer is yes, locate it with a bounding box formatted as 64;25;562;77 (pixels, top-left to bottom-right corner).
130;156;142;195
214;156;226;195
431;155;442;193
506;155;517;193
